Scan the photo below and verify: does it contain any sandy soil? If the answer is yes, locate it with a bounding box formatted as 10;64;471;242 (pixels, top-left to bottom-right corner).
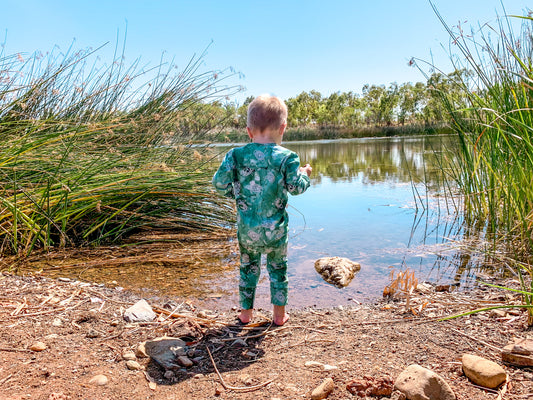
0;271;532;400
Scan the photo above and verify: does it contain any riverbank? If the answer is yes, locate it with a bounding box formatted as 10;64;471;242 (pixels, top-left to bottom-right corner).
0;271;531;400
211;124;452;143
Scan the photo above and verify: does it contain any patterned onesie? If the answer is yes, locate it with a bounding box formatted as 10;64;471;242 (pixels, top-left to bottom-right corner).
212;143;310;309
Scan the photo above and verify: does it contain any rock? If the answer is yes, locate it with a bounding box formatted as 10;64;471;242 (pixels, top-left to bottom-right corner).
416;283;433;294
88;374;109;386
323;364;338;371
164;370;175;380
346;375;394;397
144;336;188;370
305;361;324;368
502;338;533;367
177;355;193;368
122;350;137;361
314;257;361;288
136;342;148;358
489;309;507;318
390;390;407;400
462;354;507;389
123;299;156;322
52;318;63;327
30;341;47;352
126;360;142;370
86;328;100;338
395;364;455;400
311;377;335;400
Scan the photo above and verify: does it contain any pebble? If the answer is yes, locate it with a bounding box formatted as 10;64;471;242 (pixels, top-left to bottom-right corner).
88;374;109;386
177;355;194;368
30;341;47;352
52;318;63;327
126;360;142;370
122;350;137;361
136;342;148;358
311;377;335;400
305;361;324;368
164;370;175;380
86;328;100;338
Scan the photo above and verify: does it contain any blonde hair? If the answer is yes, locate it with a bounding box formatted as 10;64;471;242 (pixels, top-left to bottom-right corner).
247;95;288;132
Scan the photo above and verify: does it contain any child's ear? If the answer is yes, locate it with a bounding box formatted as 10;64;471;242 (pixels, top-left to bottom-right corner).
279;123;287;136
247;127;254;140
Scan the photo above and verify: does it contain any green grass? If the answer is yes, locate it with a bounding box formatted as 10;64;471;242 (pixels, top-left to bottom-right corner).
0;44;240;256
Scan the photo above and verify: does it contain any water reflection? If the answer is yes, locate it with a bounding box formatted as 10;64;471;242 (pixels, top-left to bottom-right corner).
39;136;481;310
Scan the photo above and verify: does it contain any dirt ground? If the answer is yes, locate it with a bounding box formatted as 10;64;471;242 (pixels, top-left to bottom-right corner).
0;271;532;400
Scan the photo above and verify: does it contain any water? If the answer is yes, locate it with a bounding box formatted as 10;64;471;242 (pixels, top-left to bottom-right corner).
41;135;481;309
205;135;475;309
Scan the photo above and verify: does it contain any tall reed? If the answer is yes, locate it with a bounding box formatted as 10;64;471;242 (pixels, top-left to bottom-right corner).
419;5;533;323
0;43;241;256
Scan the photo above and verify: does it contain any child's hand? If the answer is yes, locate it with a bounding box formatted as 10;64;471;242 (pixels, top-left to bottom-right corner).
299;164;312;177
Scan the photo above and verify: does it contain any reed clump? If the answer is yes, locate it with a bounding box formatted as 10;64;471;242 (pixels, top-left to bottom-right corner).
0;44;240;256
422;5;533;324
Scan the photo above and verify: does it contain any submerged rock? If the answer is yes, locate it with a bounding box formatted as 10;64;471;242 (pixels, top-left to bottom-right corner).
314;257;361;288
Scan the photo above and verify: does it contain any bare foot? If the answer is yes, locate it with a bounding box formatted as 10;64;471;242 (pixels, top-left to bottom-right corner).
238;309;253;324
273;313;289;326
273;305;289;326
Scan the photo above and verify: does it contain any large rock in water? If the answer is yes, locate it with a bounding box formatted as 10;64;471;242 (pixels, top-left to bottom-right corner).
314;257;361;288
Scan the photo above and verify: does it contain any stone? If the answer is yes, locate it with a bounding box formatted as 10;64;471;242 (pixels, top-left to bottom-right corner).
30;341;47;352
395;364;455;400
52;318;63;327
390;390;407;400
136;342;148;358
88;374;108;386
311;377;335;400
144;336;188;370
314;257;361;288
163;370;175;380
122;350;137;361
126;360;142;370
489;309;507;318
462;354;507;389
305;361;324;368
177;355;194;368
86;328;100;338
323;364;338;371
123;299;156;322
502;338;533;367
346;375;394;397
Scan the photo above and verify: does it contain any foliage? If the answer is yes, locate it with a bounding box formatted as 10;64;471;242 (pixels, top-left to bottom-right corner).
0;44;241;256
420;4;533;324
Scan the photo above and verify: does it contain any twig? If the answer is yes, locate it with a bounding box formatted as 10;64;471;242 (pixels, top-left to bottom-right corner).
206;345;275;392
0;374;13;385
0;347;31;353
449;327;502;352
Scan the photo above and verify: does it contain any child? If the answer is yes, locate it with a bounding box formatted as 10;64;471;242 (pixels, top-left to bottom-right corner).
212;95;312;326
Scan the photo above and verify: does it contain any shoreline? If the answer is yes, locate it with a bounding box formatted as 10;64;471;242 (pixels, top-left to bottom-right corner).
1;271;531;399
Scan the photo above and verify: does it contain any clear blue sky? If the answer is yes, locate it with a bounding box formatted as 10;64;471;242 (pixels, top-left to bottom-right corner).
1;0;530;103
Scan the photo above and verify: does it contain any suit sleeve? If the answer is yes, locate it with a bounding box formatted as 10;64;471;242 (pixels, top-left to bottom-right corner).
212;150;236;198
283;152;310;195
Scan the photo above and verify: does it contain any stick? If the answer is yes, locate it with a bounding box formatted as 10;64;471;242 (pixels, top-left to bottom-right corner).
0;374;13;385
205;345;275;392
449;327;502;352
0;347;31;353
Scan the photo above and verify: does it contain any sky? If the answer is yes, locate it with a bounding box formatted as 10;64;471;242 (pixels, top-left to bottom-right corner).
1;0;531;103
